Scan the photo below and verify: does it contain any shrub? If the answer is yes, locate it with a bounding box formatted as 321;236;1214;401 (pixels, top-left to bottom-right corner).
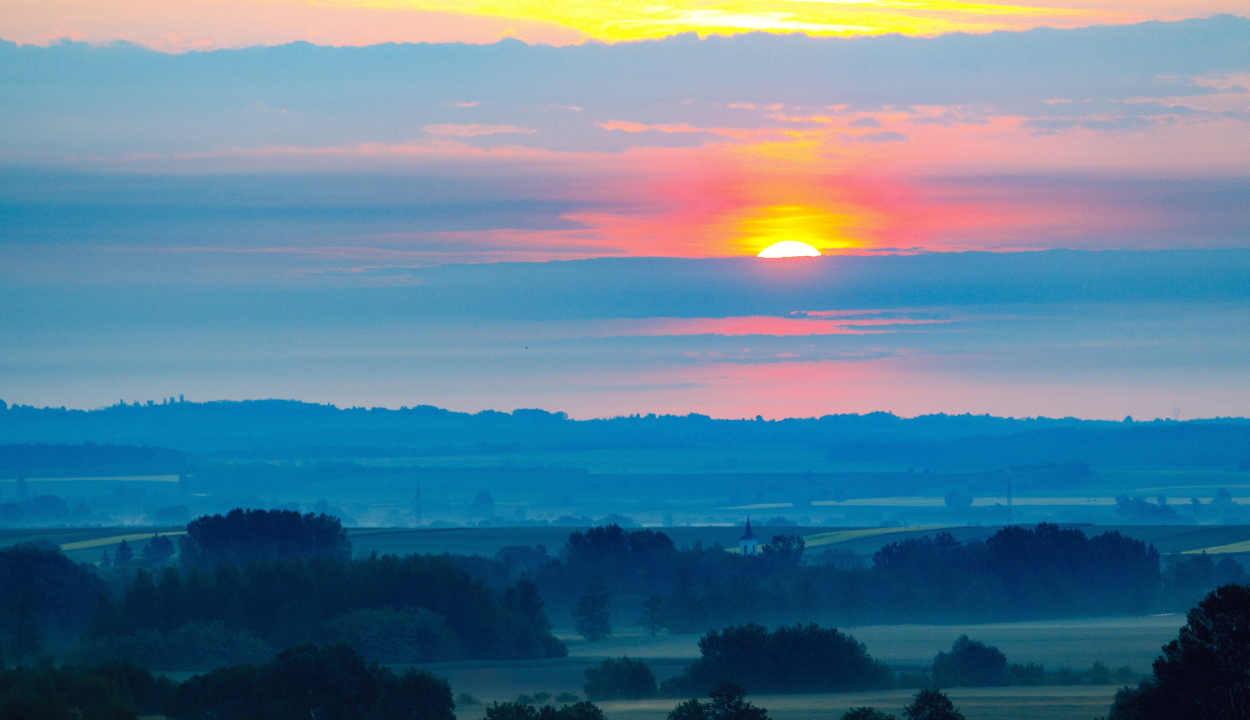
663;623;891;695
902;689;963;720
583;657;657;700
932;636;1007;687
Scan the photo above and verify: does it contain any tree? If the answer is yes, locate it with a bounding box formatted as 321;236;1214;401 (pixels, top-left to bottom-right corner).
142;534;176;565
178;508;350;567
485;700;605;720
165;643;454;720
902;689;964;720
841;710;896;720
666;683;768;720
0;543;106;662
638;594;668;637
668;698;709;720
707;683;769;720
583;657;656;700
573;577;612;642
368;667;456;720
663;623;891;696
115;539;134;565
263;642;380;720
485;702;538;720
505;577;552;633
1109;583;1250;720
762;535;805;567
932;636;1008;687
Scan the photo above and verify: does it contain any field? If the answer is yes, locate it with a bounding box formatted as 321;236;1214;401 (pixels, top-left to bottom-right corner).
593;687;1119;720
347;524;1250;561
429;617;1174;719
10;521;1250;565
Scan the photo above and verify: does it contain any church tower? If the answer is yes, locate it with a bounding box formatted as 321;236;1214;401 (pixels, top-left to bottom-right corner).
739;519;759;555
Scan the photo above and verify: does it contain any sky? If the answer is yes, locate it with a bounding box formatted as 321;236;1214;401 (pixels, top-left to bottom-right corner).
1;4;1248;419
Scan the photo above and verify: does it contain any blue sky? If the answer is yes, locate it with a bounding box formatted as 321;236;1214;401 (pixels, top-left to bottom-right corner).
1;18;1248;418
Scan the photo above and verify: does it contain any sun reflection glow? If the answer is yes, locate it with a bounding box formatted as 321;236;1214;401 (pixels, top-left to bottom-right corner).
739;204;861;255
758;241;822;258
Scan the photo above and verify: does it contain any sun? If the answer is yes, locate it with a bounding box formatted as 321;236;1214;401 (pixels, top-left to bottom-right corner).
757;240;822;258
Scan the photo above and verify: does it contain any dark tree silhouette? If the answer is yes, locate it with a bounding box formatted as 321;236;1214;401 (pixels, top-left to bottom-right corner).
165;642;454;720
263;642;379;720
1109;583;1250;720
485;700;606;720
638;594;668;637
932;636;1008;687
762;535;805;568
92;552;566;666
368;667;457;720
707;683;769;720
115;539;134;565
583;657;657;700
506;576;553;633
141;534;176;565
179;508;350;566
841;710;896;720
0;660;175;719
668;698;709;720
903;689;964;720
573;577;612;642
665;683;768;720
0;543;106;661
664;623;891;695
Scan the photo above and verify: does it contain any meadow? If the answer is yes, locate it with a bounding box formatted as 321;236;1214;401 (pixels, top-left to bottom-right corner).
592;687;1119;720
421;615;1177;717
11;520;1250;565
346;524;1250;561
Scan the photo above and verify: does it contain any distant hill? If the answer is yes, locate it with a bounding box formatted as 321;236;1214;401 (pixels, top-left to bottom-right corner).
0;399;1247;471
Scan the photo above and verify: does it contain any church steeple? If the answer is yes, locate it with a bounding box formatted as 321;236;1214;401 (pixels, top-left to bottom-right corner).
740;518;756;541
739;518;759;555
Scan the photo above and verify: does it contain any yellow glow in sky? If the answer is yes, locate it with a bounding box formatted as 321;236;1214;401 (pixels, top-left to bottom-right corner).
739;204;863;255
3;0;1245;50
347;0;1238;40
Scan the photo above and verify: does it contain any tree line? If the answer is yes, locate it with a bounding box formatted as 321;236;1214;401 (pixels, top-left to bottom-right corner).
1;510;564;669
521;523;1232;636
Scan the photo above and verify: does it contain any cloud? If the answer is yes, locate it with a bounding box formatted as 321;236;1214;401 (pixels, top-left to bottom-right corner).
842;130;908;143
3;16;1248;159
847;116;881;128
422;123;537;136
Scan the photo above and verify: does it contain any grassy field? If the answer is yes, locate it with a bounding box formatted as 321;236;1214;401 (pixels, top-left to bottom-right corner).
424;615;1174;716
557;615;1179;670
347;524;1250;560
590;687;1119;720
428;658;1121;720
8;522;1250;566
